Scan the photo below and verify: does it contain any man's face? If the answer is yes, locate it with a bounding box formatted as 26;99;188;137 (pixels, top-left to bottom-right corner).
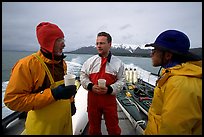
96;36;111;57
53;38;65;56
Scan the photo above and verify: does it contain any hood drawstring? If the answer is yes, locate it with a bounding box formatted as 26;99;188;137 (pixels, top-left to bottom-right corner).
40;48;66;81
52;52;55;80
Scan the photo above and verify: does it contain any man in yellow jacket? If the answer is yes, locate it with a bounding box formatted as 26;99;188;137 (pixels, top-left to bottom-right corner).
4;22;77;135
144;30;202;135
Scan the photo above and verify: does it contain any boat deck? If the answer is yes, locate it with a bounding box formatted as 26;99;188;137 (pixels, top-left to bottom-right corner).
3;103;139;135
82;103;138;135
2;66;156;135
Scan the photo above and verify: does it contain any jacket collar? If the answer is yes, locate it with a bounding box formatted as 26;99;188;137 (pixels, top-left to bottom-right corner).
40;48;66;61
36;50;62;64
98;51;112;63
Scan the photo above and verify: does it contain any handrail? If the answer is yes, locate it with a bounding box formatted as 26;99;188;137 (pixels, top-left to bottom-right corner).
2;111;27;131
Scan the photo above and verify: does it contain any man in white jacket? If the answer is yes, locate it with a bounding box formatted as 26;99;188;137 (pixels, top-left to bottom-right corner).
80;32;126;135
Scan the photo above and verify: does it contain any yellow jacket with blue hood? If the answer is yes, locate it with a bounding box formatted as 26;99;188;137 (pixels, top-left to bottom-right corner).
4;22;73;135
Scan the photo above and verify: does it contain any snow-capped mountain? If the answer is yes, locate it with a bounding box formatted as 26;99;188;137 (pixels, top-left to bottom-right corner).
111;43;147;53
66;43;152;57
65;43;202;58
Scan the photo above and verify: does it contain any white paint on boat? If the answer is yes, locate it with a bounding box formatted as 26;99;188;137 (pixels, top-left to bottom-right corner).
71;85;88;135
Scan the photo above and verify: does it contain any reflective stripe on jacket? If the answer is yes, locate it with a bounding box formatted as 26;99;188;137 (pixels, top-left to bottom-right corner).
144;60;202;135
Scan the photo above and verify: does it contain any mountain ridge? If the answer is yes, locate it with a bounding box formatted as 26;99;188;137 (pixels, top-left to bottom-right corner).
65;45;202;58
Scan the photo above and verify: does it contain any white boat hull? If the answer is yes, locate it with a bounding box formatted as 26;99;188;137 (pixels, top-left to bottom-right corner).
72;85;88;135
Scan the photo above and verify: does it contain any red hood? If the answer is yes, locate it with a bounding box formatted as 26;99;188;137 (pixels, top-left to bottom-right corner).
36;22;64;53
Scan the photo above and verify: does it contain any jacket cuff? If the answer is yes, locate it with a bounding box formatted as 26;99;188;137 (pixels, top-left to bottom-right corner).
107;85;113;94
87;83;94;91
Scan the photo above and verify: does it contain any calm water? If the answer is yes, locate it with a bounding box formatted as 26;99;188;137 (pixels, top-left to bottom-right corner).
2;50;160;82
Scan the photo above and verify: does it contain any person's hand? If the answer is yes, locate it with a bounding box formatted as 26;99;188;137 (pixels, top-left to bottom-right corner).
51;84;77;100
92;85;107;95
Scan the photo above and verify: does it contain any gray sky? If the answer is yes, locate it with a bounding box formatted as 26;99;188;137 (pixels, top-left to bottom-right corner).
2;2;202;52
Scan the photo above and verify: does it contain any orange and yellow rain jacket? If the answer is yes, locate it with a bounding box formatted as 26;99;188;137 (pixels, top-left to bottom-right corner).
4;50;73;135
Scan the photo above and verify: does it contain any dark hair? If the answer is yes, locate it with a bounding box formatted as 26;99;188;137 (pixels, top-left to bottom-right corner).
171;52;201;63
97;32;112;43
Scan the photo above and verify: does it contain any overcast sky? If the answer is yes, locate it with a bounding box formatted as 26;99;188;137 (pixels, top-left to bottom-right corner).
2;2;202;52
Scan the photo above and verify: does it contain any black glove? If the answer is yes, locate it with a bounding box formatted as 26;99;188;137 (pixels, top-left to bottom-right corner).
51;84;77;100
71;101;76;116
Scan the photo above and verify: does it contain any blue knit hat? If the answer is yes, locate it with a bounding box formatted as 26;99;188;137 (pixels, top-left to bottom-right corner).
145;30;201;60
